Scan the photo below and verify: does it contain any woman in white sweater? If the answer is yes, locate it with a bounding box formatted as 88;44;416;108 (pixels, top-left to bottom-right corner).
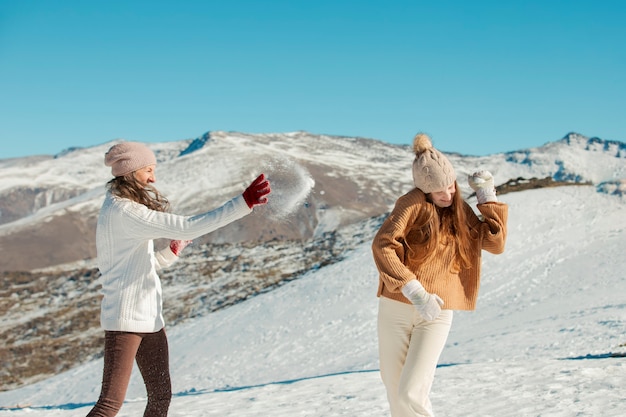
87;141;270;417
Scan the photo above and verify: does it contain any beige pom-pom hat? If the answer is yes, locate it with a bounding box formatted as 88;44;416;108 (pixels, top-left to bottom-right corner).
411;133;456;193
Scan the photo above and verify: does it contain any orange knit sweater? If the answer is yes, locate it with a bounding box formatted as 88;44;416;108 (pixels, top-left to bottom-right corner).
372;188;508;311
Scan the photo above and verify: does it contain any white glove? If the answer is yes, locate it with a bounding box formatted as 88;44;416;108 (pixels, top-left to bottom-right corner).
402;280;444;321
468;170;498;204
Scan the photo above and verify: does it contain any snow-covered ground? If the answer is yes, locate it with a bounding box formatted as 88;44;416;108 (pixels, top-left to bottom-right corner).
1;185;625;416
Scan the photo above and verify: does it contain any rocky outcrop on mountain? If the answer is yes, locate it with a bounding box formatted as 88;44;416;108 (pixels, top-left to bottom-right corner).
0;214;383;391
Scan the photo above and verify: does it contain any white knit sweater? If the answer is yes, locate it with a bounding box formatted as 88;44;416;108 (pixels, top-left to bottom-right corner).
96;192;251;332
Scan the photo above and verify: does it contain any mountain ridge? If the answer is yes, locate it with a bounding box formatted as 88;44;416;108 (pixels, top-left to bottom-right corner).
0;131;624;272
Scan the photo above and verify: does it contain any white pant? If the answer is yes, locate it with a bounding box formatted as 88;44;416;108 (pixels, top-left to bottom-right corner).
378;297;453;417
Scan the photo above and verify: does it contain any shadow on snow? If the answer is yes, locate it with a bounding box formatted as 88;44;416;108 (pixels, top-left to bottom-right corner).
2;364;466;411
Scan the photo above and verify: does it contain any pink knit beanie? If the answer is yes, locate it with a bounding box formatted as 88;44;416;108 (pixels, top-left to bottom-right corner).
104;141;157;177
411;133;456;193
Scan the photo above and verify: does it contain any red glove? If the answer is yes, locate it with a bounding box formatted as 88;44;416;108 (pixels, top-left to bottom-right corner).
170;239;193;256
243;173;271;208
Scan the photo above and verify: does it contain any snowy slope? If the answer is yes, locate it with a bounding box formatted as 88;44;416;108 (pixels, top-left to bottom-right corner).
1;184;624;416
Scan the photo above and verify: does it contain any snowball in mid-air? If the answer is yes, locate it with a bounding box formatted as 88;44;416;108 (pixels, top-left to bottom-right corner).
258;157;315;221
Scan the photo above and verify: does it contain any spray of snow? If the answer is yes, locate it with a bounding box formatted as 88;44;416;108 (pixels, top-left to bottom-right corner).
258;156;315;221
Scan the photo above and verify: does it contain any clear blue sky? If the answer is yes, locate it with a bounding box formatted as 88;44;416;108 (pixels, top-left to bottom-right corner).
1;0;624;159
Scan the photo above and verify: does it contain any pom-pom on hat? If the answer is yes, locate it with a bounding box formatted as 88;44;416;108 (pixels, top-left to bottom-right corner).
104;141;157;177
411;133;456;193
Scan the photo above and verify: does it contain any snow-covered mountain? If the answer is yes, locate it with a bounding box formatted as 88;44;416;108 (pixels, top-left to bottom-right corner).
0;131;625;415
0;131;624;272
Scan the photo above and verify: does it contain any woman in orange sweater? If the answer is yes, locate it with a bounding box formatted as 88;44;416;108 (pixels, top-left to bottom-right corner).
372;133;508;417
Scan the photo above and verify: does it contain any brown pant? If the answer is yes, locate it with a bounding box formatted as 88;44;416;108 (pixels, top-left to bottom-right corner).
86;328;172;417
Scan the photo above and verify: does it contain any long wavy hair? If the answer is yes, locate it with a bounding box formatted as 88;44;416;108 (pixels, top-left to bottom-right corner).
407;181;473;270
107;174;170;212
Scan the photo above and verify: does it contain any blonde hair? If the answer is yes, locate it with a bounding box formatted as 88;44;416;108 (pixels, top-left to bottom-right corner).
407;181;473;270
107;174;170;212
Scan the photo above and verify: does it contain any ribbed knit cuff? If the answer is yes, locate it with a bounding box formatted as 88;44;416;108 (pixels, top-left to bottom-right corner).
476;188;498;204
